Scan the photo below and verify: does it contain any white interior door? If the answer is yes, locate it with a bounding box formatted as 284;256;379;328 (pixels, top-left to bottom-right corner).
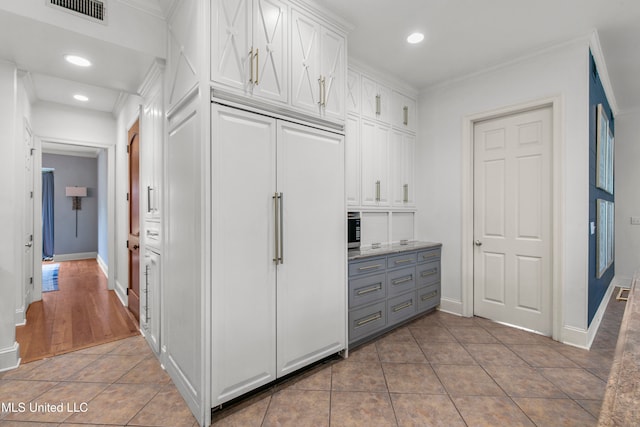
276;121;345;377
211;104;277;405
473;106;552;335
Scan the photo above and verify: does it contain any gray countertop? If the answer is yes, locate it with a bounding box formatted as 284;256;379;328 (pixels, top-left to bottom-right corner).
348;241;442;261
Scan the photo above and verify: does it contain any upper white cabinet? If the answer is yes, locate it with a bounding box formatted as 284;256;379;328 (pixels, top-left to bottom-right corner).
391;91;417;133
390;129;415;207
140;67;164;222
346;69;360;114
345;114;360;206
361;119;389;207
361;75;391;123
211;0;288;103
290;8;345;120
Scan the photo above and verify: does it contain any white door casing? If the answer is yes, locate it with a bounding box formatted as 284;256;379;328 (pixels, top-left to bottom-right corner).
473;106;553;335
22;122;34;319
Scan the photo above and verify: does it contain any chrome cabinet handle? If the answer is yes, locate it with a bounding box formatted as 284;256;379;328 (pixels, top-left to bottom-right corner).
144;264;150;324
254;48;259;85
356;311;382;327
375;94;381;115
358;264;382;271
421;290;438;301
273;193;279;263
421;268;438;277
394;258;413;265
322;76;326;107
249;48;254;83
403;184;408;203
375;180;381;202
403;106;409;125
278;192;283;264
392;275;413;285
318;76;326;107
392;300;413;312
356;283;382;296
147;186;152;213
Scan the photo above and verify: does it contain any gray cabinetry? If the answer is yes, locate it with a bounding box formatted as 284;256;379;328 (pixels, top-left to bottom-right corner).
348;244;441;346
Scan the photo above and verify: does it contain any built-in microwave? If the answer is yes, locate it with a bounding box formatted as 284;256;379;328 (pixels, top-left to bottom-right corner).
348;212;361;249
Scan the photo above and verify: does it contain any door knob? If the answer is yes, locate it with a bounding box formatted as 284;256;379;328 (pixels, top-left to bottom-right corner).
25;242;32;247
133;244;139;250
474;240;482;246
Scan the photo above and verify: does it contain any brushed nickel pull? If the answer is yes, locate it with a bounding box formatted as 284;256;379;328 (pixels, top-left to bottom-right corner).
147;186;152;212
375;94;381;115
356;283;383;296
403;106;409;125
394;258;413;265
249;47;254;83
278;192;284;264
358;264;382;271
147;230;159;237
423;253;437;260
254;48;259;85
421;268;438;277
392;275;413;285
403;184;408;203
421;291;438;301
273;193;279;263
392;300;413;312
356;312;382;327
145;264;150;323
321;76;326;107
375;180;381;202
318;77;323;105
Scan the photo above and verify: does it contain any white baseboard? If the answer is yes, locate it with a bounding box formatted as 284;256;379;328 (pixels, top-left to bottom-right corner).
53;252;97;262
612;275;632;289
115;279;128;306
0;342;21;372
15;305;25;326
438;297;464;316
561;281;616;349
96;254;108;278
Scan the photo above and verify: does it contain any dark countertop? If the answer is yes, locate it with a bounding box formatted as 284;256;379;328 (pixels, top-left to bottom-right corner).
348;241;442;261
599;273;640;426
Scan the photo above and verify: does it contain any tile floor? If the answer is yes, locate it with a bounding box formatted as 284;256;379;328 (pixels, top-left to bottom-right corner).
0;291;625;426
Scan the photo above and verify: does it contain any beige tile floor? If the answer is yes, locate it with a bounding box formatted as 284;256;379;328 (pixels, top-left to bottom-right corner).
0;291;625;426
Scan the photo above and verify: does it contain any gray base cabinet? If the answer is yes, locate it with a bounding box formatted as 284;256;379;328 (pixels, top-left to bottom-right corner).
348;246;441;346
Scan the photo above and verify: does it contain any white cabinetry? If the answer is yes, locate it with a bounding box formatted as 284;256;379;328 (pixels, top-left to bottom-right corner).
141;248;161;354
361;119;389;207
391;130;415;207
346;69;360;114
290;8;345;120
140;65;164;222
391;91;417;133
346;114;360;206
211;0;288;103
211;104;345;406
361;75;391;122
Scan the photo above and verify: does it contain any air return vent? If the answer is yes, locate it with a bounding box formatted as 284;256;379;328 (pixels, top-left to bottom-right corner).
49;0;106;22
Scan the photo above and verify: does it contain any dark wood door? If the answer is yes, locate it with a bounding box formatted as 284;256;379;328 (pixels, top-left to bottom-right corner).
128;119;140;322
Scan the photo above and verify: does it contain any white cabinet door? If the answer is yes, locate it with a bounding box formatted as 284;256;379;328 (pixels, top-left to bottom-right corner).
211;0;252;92
319;26;345;119
361;119;389;206
346;69;360;114
290;9;320;113
345;115;360;206
276;121;346;377
142;249;161;355
141;82;163;221
211;105;277;406
252;0;288;102
361;76;391;123
391;130;415;207
391;91;417;133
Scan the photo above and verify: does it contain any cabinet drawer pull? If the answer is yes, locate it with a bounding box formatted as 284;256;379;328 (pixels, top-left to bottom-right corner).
146;230;159;237
375;180;381;202
356;283;383;296
422;253;437;260
356;311;382;327
403;184;408;203
358;264;382;271
394;258;413;265
421;291;438;301
392;300;413;312
421;268;438;277
392;275;413;285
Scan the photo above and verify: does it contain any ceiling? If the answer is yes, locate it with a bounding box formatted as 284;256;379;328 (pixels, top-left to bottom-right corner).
1;0;639;117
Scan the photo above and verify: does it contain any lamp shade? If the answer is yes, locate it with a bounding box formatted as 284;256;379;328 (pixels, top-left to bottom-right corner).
65;186;87;197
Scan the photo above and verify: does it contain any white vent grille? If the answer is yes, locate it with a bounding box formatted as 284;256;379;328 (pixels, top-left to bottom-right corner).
49;0;105;21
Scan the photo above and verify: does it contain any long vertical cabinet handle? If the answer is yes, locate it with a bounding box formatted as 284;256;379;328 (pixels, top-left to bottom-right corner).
144;264;150;324
375;180;381;202
254;48;259;85
273;193;279;264
321;76;326;107
249;48;254;83
278;192;284;264
403;106;409;125
375;94;381;115
403;184;408;203
147;186;152;213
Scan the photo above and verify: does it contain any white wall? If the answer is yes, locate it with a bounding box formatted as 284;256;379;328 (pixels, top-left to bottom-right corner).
613;111;640;285
33;102;116;145
416;40;591;337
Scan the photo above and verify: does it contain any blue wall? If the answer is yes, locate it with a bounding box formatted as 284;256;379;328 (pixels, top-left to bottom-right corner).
588;52;615;325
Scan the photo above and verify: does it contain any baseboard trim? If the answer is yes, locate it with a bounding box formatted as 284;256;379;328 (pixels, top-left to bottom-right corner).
561;281;616;349
0;342;21;372
115;279;128;306
96;254;108;278
438;297;464;316
612;275;632;289
53;252;97;262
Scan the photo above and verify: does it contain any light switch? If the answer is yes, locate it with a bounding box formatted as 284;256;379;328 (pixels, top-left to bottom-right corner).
631;216;640;225
590;222;596;235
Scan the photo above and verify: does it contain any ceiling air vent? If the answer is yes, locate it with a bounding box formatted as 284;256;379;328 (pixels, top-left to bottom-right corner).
49;0;106;22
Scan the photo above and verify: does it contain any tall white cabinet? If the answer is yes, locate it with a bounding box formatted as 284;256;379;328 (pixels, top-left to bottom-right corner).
211;104;345;406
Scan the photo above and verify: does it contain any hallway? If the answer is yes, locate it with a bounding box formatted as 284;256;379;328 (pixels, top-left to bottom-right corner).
16;259;139;363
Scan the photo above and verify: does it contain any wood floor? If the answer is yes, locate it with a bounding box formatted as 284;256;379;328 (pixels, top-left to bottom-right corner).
16;259;139;363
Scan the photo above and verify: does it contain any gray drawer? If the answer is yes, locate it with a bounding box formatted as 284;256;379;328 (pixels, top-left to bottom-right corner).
349;257;386;277
387;292;416;325
416;260;440;287
349;273;386;308
417;283;440;313
349;301;387;342
418;248;440;264
387;266;416;297
387;252;417;269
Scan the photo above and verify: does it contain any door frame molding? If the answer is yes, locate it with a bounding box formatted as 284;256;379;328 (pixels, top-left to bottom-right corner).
460;96;564;340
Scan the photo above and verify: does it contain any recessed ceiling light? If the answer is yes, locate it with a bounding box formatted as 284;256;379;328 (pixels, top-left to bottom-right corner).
73;94;89;102
64;55;92;67
407;32;425;44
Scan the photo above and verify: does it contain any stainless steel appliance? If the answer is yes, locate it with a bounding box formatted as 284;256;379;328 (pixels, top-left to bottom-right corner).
348;212;361;249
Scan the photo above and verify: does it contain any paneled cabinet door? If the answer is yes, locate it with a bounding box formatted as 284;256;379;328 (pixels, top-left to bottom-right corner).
346;69;360;114
291;8;345;119
346;114;360;206
142;249;161;355
211;0;287;103
391;91;417;133
361;119;390;206
141;85;163;221
361;76;391;123
391;130;415;207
